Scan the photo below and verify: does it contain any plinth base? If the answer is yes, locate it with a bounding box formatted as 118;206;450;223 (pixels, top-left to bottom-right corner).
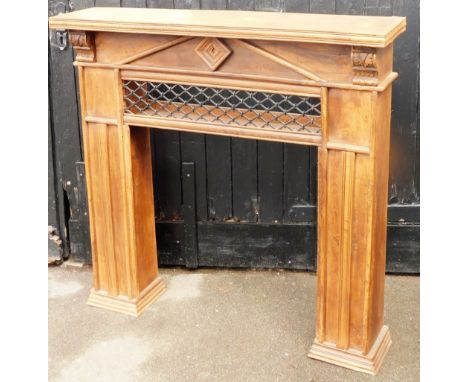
308;325;391;375
87;277;166;317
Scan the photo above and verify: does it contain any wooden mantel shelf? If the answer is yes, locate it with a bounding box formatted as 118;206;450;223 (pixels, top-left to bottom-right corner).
49;7;407;376
49;7;405;47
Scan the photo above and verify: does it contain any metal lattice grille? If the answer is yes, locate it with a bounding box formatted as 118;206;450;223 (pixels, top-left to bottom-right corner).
123;80;321;134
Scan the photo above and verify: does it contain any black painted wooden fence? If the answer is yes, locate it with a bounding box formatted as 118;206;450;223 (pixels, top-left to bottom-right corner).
48;0;420;273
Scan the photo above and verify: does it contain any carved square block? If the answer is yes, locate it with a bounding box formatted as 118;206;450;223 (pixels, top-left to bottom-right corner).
351;46;378;86
195;37;232;71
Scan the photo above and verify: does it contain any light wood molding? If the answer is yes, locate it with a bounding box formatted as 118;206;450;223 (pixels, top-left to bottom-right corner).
49;8;405;375
337;151;355;350
119;68;323;95
309;325;392;375
84;116;118;125
123;114;322;147
49;8;406;48
326;142;370;155
76;61;398;93
78;32;398;91
87;276;166;317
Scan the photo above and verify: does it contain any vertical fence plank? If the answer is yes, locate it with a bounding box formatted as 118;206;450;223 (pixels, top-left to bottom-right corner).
335;0;365;15
174;0;201;8
70;0;95;11
147;0;175;8
201;0;227;9
309;146;318;206
309;0;334;13
70;162;91;263
121;0;147;7
206;136;232;220
181;133;208;221
228;0;254;9
362;0;392;16
258;142;283;223
48;94;58;229
232;139;258;222
153;131;183;220
182;163;199;268
390;0;420;204
49;0;85;259
283;144;311;222
94;0;121;6
255;0;284;11
284;0;308;12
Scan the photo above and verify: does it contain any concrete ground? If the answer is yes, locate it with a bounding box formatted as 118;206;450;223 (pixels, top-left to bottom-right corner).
49;266;419;382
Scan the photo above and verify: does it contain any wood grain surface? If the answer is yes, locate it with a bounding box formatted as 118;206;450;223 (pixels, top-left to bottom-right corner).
49;7;405;47
49;7;406;374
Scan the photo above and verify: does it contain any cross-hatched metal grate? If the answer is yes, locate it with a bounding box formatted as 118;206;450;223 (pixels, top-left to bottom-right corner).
123;80;321;134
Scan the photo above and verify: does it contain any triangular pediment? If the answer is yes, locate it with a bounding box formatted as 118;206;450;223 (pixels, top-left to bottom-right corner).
95;33;180;64
127;37;324;83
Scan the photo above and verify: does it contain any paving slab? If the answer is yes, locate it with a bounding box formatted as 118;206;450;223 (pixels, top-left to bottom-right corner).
49;266;419;382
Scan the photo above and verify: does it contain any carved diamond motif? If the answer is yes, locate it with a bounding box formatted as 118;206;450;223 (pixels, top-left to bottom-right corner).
195;38;232;71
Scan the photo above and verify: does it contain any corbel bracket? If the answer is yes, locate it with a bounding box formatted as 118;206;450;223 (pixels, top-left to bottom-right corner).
351;47;378;86
69;30;95;63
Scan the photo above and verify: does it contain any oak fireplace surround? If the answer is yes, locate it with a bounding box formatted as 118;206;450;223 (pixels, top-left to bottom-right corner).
49;8;406;375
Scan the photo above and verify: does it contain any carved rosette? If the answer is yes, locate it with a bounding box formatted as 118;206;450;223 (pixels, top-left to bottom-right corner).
69;31;95;63
351;47;378;86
